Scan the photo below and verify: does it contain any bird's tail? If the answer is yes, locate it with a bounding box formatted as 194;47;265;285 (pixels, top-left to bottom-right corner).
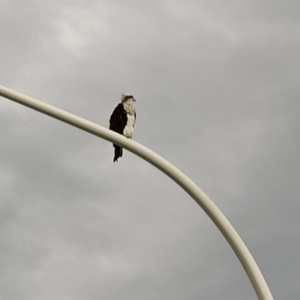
113;145;123;162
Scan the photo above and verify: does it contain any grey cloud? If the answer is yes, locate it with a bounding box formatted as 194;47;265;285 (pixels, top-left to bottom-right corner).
1;0;299;299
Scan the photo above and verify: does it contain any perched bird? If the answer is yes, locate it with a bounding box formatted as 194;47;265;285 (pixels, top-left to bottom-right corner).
109;94;136;162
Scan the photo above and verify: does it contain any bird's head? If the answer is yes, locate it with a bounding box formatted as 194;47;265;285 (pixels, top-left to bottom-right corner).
121;93;136;103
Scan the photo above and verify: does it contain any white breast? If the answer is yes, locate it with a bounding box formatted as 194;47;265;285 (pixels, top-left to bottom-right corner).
123;114;135;138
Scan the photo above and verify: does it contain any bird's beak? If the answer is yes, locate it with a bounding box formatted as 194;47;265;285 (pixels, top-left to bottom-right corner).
133;97;136;102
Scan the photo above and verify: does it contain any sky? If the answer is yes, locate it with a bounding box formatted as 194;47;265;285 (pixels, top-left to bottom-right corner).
0;0;299;299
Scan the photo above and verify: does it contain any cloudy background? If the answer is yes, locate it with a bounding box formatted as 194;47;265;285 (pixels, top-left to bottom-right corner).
1;0;299;299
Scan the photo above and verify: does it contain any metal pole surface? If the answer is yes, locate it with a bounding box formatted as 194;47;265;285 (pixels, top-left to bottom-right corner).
0;85;274;300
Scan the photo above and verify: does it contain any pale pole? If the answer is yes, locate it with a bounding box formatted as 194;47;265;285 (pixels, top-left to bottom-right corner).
0;85;274;300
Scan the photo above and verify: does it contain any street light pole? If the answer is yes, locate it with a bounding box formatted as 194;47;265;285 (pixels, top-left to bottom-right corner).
0;85;274;300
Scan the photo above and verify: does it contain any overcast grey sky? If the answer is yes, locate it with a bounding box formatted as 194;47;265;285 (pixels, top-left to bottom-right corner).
1;0;299;299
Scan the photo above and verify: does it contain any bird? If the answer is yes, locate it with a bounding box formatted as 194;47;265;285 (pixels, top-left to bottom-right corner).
109;93;137;162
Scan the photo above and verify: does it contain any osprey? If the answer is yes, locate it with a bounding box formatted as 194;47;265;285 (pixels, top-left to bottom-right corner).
109;93;136;162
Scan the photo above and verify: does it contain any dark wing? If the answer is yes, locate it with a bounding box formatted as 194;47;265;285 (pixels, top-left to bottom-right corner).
109;103;127;134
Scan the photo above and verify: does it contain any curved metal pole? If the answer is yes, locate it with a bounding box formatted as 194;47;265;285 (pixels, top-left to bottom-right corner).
0;85;273;300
